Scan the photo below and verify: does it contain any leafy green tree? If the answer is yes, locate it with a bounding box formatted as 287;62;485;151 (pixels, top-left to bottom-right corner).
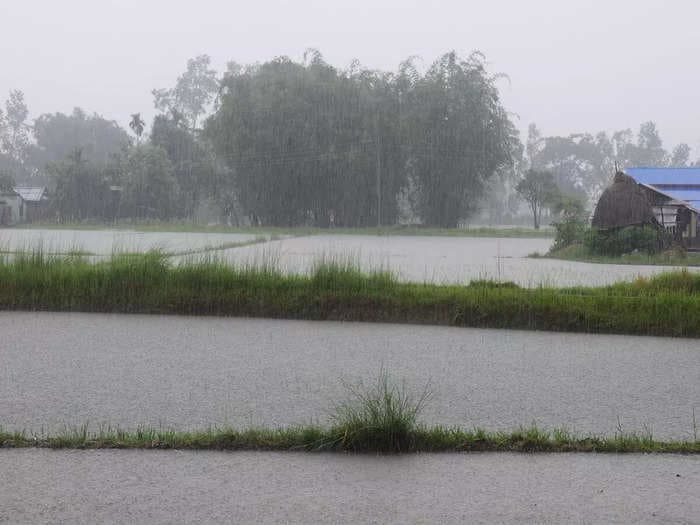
49;149;111;221
117;144;178;219
129;113;145;144
0;90;31;178
400;51;517;227
30;108;130;169
670;143;690;167
153;55;219;132
150;114;216;217
207;53;406;226
0;170;15;192
516;169;559;229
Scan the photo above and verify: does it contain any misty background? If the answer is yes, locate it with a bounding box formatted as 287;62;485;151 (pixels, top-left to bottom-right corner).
3;0;698;149
1;0;698;227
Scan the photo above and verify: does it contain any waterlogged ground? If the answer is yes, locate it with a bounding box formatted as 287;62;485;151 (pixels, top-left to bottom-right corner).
3;228;700;286
0;228;264;255
2;312;698;439
188;234;700;287
1;449;699;524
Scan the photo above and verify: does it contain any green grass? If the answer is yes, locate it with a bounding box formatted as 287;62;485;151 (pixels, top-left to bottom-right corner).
2;425;697;453
1;249;700;337
541;243;700;267
2;370;697;454
12;221;554;239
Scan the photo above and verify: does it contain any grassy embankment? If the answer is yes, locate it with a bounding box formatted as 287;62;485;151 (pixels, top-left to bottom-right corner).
1;250;700;337
2;373;698;453
13;221;554;239
541;243;700;267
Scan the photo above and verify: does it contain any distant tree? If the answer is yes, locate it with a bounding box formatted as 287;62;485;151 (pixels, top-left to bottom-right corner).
0;90;31;177
153;55;219;132
0;170;15;192
49;148;110;221
129;113;145;143
30;108;130;169
516;169;559;229
400;51;517;227
117;144;178;219
634;121;667;166
150;113;216;217
670;143;690;167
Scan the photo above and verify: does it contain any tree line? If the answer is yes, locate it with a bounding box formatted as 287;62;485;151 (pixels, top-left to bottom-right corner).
0;50;696;227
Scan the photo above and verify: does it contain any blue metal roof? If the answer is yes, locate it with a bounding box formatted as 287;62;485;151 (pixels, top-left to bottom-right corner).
627;167;700;186
654;189;700;203
626;168;700;211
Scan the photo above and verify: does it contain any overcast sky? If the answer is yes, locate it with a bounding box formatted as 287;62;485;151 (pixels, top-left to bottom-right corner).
2;0;699;154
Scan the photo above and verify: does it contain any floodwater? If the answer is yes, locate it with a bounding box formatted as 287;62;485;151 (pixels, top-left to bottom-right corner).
2;228;699;286
0;228;261;255
1;449;699;524
189;234;700;287
2;312;698;439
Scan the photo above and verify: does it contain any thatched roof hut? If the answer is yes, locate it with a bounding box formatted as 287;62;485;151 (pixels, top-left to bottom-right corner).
592;172;657;230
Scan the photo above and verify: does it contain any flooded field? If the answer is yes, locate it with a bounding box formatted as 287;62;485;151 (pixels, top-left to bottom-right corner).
214;234;700;287
2;228;698;286
2;312;698;439
2;449;698;524
0;228;263;255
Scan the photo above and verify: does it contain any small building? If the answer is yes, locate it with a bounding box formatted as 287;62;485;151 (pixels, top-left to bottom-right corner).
627;167;700;250
592;171;657;231
592;168;700;250
0;189;23;226
0;187;50;225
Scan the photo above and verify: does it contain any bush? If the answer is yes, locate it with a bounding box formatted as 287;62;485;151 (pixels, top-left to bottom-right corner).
551;217;588;251
584;226;670;256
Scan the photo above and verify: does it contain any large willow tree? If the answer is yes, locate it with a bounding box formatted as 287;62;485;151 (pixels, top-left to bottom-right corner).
206;50;517;227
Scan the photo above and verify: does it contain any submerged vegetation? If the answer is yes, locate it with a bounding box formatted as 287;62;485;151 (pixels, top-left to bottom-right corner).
2;372;698;454
1;249;700;337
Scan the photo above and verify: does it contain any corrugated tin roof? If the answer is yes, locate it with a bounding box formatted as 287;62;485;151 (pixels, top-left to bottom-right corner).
627;167;700;186
13;187;47;202
628;168;700;213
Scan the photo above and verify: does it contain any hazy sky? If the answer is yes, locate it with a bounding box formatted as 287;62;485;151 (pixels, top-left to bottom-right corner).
2;0;699;154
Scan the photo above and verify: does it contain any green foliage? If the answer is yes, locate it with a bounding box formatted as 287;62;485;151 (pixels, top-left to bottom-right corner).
150;114;216;218
117;144;178;220
400;52;517;227
551;219;587;251
585;226;670;256
330;369;430;452
152;54;219;131
31;108;130;169
515;169;559;229
1;251;700;337
206;50;517;228
49;149;111;221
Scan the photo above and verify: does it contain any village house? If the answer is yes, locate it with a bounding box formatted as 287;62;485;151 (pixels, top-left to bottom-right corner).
0;187;50;226
592;168;700;250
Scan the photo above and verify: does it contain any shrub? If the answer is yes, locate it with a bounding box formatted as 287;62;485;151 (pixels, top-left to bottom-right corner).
551;217;588;251
584;225;670;256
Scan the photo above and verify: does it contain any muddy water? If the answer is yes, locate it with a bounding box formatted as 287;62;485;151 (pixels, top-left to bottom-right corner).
0;228;260;254
3;229;698;286
205;234;700;287
1;449;698;524
2;312;698;439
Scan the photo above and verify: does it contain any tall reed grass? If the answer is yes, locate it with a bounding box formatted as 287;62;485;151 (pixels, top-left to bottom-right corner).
0;248;699;337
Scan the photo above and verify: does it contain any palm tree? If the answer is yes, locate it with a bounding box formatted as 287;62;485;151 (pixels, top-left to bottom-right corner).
129;113;146;144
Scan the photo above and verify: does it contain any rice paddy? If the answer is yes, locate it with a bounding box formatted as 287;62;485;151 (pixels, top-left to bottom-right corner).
0;248;699;337
2;370;698;454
